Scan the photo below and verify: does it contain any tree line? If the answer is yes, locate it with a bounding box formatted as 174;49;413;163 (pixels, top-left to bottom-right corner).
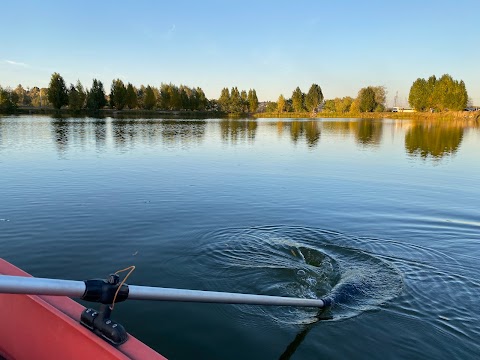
264;84;324;113
408;74;468;111
0;72;255;114
1;72;472;115
264;84;386;114
218;87;258;113
46;73;213;113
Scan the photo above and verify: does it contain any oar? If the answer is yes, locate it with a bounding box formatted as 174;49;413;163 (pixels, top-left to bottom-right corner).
0;275;332;308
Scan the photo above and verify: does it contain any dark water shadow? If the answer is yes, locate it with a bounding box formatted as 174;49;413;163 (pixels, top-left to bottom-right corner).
278;308;332;360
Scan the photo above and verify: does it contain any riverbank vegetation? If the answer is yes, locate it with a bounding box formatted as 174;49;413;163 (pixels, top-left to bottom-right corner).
0;72;476;121
408;74;468;112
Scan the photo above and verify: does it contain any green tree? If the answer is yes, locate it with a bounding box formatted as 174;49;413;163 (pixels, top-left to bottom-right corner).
169;85;181;110
433;74;467;111
358;87;377;112
230;87;243;113
14;84;30;106
409;74;468;111
372;86;386;112
158;83;171;110
0;86;17;113
265;101;277;113
240;90;248;112
110;79;127;110
291;87;305;112
247;89;258;113
29;87;41;107
218;87;230;112
125;83;138;109
179;86;189;110
68;80;86;112
277;94;286;113
409;78;429;111
47;72;69;109
196;87;208;111
143;86;156;110
305;83;324;112
336;96;354;113
323;99;336;112
86;79;107;112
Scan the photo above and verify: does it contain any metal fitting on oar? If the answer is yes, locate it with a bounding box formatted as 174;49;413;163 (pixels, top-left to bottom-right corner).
82;275;129;304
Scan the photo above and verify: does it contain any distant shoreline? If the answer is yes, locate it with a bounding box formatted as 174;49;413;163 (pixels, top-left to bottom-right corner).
4;106;479;122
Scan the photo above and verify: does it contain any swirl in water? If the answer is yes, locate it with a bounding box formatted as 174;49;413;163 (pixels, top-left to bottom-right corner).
190;226;404;325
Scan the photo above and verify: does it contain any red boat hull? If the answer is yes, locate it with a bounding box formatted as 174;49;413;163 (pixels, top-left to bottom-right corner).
0;259;167;360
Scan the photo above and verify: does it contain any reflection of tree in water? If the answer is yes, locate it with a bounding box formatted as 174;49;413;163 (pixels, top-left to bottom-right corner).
50;119;70;156
405;122;464;159
289;121;321;148
0;119;3;148
354;119;383;147
161;120;206;146
321;121;352;136
93;119;107;149
220;119;257;143
111;119;140;149
70;119;88;147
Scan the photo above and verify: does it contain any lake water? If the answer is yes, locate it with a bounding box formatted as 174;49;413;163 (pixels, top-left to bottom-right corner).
1;115;479;359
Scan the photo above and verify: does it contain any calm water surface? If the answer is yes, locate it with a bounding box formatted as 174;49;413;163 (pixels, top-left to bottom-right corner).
1;116;479;359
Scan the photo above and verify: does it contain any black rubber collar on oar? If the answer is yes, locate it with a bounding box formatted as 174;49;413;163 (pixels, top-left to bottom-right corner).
82;275;129;304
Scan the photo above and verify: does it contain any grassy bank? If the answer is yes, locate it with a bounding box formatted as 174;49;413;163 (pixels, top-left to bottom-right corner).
254;111;480;121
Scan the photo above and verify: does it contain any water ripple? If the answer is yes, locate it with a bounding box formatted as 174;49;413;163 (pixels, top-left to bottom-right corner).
189;226;404;325
180;224;480;353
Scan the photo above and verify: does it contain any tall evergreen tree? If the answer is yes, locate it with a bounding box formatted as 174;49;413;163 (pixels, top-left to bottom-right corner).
196;87;208;111
218;87;230;112
305;83;324;112
277;94;286;112
230;87;243;113
159;83;171;110
291;87;305;112
110;79;127;110
68;80;86;112
47;72;69;109
169;85;181;110
179;86;189;110
86;79;107;112
247;89;258;113
240;90;248;112
125;83;138;109
143;86;156;110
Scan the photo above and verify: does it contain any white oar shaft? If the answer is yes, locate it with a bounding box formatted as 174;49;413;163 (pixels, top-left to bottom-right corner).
0;275;327;308
128;285;326;307
0;275;86;297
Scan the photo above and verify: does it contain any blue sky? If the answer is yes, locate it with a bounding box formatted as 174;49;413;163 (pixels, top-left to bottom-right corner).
1;0;479;106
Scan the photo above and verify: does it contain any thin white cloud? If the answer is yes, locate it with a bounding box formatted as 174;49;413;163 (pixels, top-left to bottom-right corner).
4;59;29;68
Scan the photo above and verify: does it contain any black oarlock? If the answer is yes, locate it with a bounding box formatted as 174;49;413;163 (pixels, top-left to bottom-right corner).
80;273;129;345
